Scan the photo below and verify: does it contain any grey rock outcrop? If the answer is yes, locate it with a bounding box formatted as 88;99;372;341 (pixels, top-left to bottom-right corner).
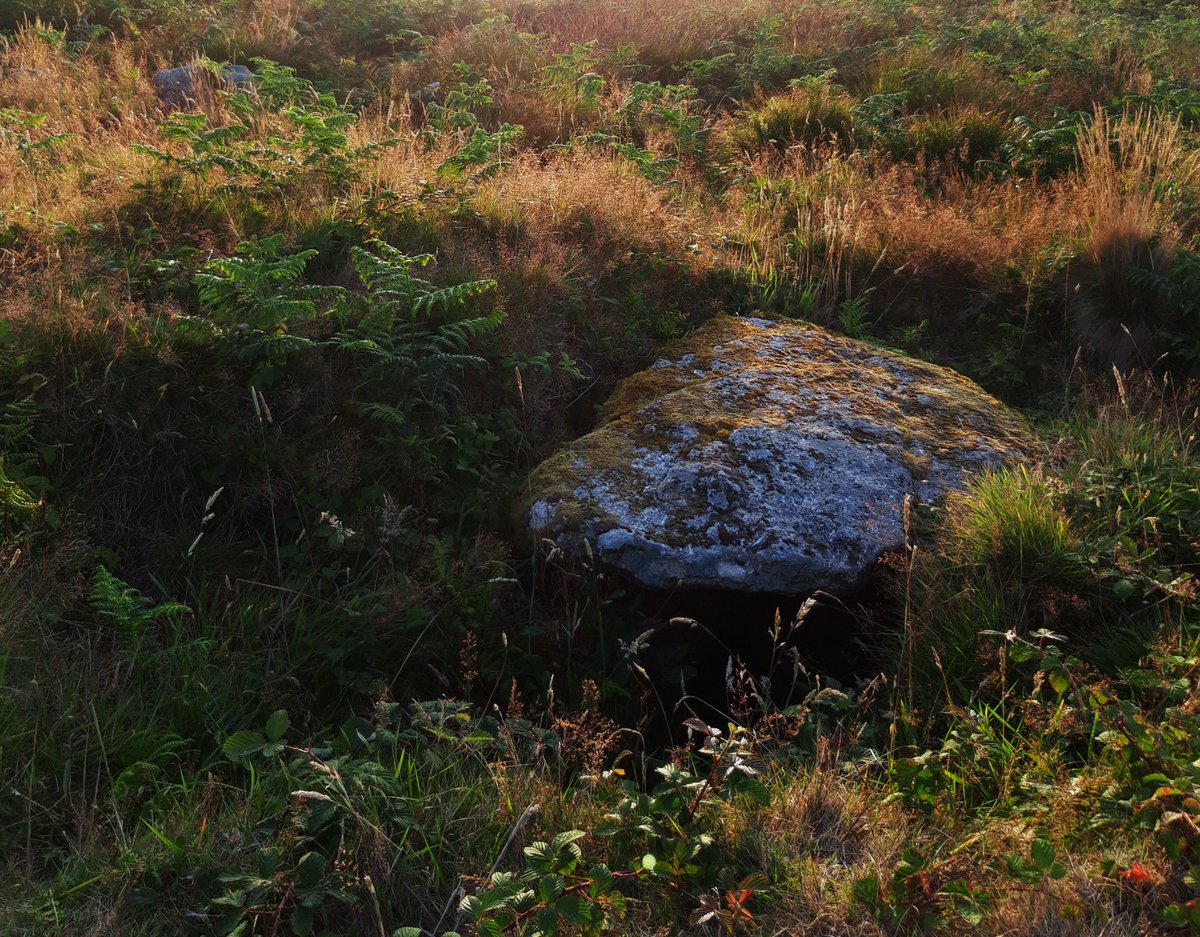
152;63;254;107
524;317;1037;595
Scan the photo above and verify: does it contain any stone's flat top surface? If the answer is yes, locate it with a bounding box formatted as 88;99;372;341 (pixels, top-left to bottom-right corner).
524;316;1037;596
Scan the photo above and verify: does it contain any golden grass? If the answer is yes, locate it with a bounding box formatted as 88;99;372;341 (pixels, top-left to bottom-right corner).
723;755;1157;936
473;151;704;261
0;30;163;259
863;43;1001;109
727;148;1081;321
496;0;792;67
726;763;908;936
1067;109;1200;368
0;27;158;129
1076;109;1199;223
449;151;719;441
3;1;1197;365
849;167;1076;304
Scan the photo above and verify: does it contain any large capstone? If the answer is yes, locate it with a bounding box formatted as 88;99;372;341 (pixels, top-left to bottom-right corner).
524;316;1037;595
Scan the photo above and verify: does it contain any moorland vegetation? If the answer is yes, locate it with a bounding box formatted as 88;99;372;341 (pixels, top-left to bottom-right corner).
1;0;1199;933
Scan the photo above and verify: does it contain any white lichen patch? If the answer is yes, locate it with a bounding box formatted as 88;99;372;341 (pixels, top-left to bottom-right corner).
523;317;1039;595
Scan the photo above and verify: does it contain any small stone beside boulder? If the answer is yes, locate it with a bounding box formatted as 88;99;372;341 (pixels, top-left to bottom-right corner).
152;63;255;107
524;317;1038;596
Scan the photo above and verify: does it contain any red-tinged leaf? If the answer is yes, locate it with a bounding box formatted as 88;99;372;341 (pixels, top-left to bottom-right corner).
1118;861;1156;890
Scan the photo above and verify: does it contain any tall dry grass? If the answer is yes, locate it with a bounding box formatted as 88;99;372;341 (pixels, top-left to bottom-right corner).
496;0;789;68
736;160;866;315
0;29;429;264
0;31;167;327
4;0;1196;366
469;149;712;315
1068;109;1200;369
732;149;1081;324
471;151;704;261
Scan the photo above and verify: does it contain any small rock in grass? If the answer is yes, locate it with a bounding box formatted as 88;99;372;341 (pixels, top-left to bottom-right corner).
152;63;255;108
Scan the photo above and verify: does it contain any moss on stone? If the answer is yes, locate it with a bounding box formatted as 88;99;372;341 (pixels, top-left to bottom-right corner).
521;316;1040;593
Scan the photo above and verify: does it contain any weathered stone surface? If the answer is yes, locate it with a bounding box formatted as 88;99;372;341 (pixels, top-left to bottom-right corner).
152;64;255;106
524;316;1037;595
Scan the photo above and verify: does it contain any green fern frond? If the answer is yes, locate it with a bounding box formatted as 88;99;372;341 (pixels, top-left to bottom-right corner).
195;237;341;341
1;393;38;447
437;310;506;343
90;567;191;640
355;402;411;426
0;463;37;515
412;281;497;315
90;566;147;626
333;338;389;356
421;352;490;371
236;333;317;362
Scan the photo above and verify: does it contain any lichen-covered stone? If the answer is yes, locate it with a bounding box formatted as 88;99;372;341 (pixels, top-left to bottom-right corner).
524;316;1038;595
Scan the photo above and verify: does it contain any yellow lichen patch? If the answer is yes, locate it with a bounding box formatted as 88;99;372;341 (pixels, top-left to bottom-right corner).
597;316;1035;458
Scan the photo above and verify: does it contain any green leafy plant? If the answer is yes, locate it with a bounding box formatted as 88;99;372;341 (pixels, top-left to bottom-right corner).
460;719;770;936
212;709;379;936
426;67;498;134
1004;837;1067;884
0;108;76;160
0;341;43;526
853;852;991;931
332;240;504;444
169;234;330;401
1129;247;1200;374
597;721;768;884
189;233;336;366
617;82;708;162
461;831;632;936
90;566;191;644
725;15;813;96
439;123;524;181
542;41;606;111
996;108;1090;177
136;58;396;203
850;90;909;149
